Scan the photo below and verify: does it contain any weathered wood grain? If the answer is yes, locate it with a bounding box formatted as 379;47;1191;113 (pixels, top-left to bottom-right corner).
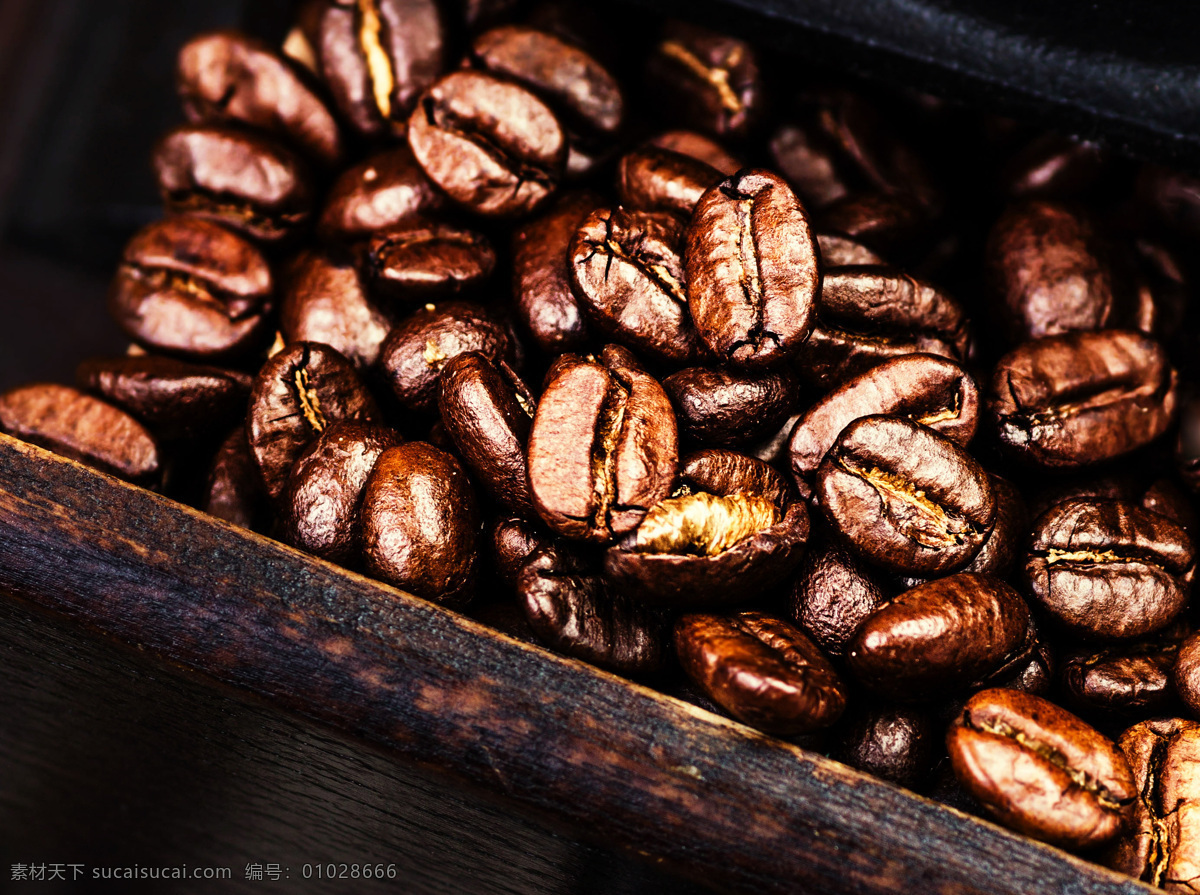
0;433;1154;895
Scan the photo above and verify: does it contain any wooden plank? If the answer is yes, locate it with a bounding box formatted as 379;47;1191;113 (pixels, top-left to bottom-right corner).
0;433;1153;895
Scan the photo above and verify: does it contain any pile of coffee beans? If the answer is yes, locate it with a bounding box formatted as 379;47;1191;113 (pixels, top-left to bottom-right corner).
6;0;1200;880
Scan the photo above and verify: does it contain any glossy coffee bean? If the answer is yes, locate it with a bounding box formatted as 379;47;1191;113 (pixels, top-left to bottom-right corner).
835;704;935;788
361;442;479;605
363;221;495;302
960;474;1025;578
663;364;799;447
408;71;566;217
819;191;931;261
686;169;820;369
438;351;536;514
488;515;551;591
816;416;995;575
1061;632;1184;718
246;341;379;499
377;301;515;413
787;354;979;496
1023;498;1195;641
1107;718;1200;888
518;544;666;674
674;611;846;735
203;425;268;531
314;0;444;138
152;125;313;243
815;233;885;267
317;146;444;241
789;530;890;659
279;420;402;564
646;130;740;175
1175;631;1200;718
948;688;1135;850
76;355;251;441
527;345;678;543
0;383;160;485
177;30;343;167
988;329;1178;469
676;446;793;509
846;573;1030;700
569;207;704;364
281;250;395;370
109;218;273;361
615;145;723;217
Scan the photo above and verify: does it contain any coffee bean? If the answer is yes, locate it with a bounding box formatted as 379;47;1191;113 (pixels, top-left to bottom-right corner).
819;191;931;260
816;233;886;267
674;611;846;735
960;474;1025;578
1023;497;1195;641
663;364;799;448
203;425;269;531
1175;631;1200;719
488;515;551;591
615;145;723;217
998;134;1107;201
646;130;741;174
361;442;479;605
835;704;936;788
1061;631;1184;718
363;221;495;302
947;688;1135;849
527;345;678;543
317;146;445;241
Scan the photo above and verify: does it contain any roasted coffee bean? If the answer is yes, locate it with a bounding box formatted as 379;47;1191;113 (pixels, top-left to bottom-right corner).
527;345;678;543
960;474;1025;578
361;442;479;605
998;134;1108;201
1175;631;1200;719
615;145;723;217
789;530;890;659
0;383;160;485
988;329;1178;469
247;341;379;499
846;573;1030;700
109;218;273;361
518;544;666;674
1178;392;1200;495
646;22;762;138
1107;718;1200;889
363;222;495;301
835;704;935;788
176;30;343;167
605;449;808;606
407;71;566;217
152;125;313;243
787;354;979;495
511;190;598;354
674;611;846;735
317;145;444;241
646;130;740;174
314;0;444;138
1023;497;1195;641
796;266;969;390
76;355;251;441
816;233;885;267
816;416;995;575
950;689;1135;849
281;250;394;370
438;351;536;514
686;169;820;369
569;207;704;364
203;425;269;530
1061;632;1184;718
1028;473;1198;535
663;364;799;447
377;301;515;413
489;515;551;591
819;191;931;260
279;420;401;564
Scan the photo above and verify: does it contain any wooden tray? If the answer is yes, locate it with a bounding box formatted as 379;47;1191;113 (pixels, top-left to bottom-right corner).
0;432;1153;894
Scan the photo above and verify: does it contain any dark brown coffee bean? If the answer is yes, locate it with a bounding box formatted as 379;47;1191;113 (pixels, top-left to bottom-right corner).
247;341;379;499
363;221;495;301
1028;473;1197;535
1024;497;1195;641
527;345;678;543
960;474;1025;578
489;515;551;591
816;416;995;574
998;134;1107;201
835;704;935;788
796;266;969;390
203;425;269;531
676;446;793;509
988;329;1179;469
819;191;931;260
1175;631;1200;719
663;364;798;448
511;189;598;353
686;169;820;369
816;233;885;267
646;130;741;174
787;354;980;495
768;122;850;209
948;688;1135;850
789;530;891;659
674;611;846;736
76;355;251;441
377;301;515;413
279;420;402;564
1061;631;1184;718
177;30;343;167
438;351;536;514
152;125;313;243
109;218;273;361
569;207;704;364
646;22;762;138
317;146;445;241
615;145;723;217
314;0;444;138
1107;718;1200;888
281;250;395;370
846;573;1030;700
0;383;160;485
518;544;666;674
407;71;566;217
361;442;479;605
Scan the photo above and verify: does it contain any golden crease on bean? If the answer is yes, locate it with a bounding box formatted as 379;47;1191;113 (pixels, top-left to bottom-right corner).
635;492;779;556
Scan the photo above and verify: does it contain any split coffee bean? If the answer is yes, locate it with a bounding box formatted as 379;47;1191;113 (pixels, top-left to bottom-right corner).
362;222;496;302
